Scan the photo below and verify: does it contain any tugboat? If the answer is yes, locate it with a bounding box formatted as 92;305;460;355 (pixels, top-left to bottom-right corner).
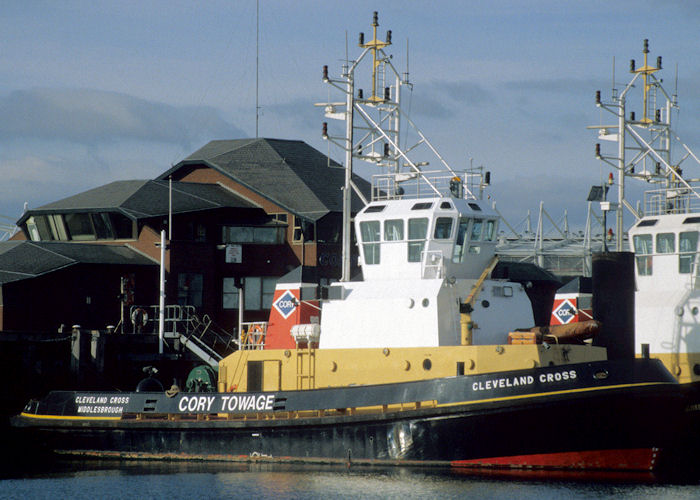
591;40;700;462
14;15;683;472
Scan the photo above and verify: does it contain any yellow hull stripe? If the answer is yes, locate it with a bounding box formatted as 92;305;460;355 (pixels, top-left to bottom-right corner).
19;412;121;421
437;381;674;408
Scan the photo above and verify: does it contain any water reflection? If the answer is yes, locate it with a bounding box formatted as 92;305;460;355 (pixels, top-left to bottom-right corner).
1;460;700;500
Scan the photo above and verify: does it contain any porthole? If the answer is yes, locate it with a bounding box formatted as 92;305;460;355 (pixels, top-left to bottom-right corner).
422;298;430;308
423;359;432;371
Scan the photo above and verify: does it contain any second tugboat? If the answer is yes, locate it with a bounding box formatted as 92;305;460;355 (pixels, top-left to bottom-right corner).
14;14;683;471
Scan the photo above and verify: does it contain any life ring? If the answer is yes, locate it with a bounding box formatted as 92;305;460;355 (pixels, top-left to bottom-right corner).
131;307;149;326
250;324;265;344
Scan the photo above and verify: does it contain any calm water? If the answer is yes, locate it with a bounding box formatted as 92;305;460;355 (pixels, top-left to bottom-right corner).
1;461;700;500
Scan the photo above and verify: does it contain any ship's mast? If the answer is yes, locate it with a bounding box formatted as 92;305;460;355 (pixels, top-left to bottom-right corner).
318;11;475;281
590;39;700;250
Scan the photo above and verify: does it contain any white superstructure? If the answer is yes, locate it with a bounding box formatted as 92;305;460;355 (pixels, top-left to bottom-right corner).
593;40;700;381
320;190;533;349
629;189;700;367
316;11;533;350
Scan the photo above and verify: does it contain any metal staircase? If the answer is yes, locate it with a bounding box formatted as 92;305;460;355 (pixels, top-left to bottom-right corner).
129;305;238;368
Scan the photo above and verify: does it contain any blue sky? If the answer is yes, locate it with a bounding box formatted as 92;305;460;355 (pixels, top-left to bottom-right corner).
2;1;700;232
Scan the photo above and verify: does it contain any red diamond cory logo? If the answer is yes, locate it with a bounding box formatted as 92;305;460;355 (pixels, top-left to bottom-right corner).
553;299;577;325
273;290;298;319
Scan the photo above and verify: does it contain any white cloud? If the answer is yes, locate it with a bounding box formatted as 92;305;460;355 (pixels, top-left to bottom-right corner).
0;88;246;149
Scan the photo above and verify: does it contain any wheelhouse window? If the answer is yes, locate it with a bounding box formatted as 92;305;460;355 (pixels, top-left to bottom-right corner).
633;234;653;276
452;217;470;263
434;217;454;240
360;220;381;264
470;219;483;240
468;219;484;254
484;220;497;241
408;218;429;262
656;233;675;254
384;219;404;241
679;231;698;274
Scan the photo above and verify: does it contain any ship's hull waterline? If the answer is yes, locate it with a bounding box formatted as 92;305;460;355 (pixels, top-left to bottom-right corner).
14;359;683;471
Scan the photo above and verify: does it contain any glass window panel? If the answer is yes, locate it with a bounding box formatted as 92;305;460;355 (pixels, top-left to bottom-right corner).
360;221;380;242
679;231;698;274
360;221;381;265
484;220;496;241
91;213;113;239
229;226;253;243
633;234;653;254
109;213;134;239
177;273;203;308
65;213;95;241
408;218;428;239
633;234;653;276
452;218;470;263
262;277;277;309
434;217;454;240
48;215;69;240
222;277;239;309
656;233;675;254
33;215;53;241
408;218;429;262
470;219;483;241
253;227;277;244
25;217;40;241
384;219;404;241
245;277;262;310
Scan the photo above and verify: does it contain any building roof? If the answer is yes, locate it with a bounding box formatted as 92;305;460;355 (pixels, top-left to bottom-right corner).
158;138;371;222
0;241;156;285
18;180;258;224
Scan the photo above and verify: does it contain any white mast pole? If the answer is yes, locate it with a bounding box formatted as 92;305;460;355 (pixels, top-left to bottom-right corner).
341;66;354;282
158;229;166;354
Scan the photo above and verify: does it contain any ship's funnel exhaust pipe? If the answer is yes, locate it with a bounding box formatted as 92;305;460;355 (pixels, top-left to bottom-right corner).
591;252;635;360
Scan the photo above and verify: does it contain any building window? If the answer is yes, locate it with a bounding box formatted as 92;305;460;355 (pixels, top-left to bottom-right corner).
26;212;134;241
293;216;315;243
271;213;288;224
222;277;240;309
48;214;68;240
222;276;276;310
680;231;698;274
222;225;285;244
177;273;203;308
64;213;95;241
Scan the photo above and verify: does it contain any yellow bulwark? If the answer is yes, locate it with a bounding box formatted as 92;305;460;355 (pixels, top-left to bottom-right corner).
218;343;606;393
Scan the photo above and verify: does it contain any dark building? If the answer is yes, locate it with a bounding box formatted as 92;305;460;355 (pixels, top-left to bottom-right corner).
2;138;370;336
